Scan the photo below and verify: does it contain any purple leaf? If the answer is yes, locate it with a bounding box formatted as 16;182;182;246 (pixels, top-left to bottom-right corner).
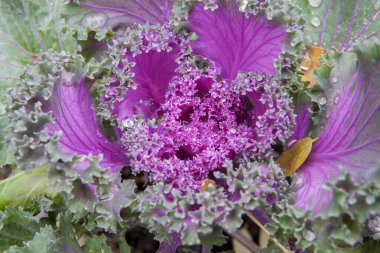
47;75;128;172
295;47;380;213
113;37;182;121
156;232;181;253
188;1;287;79
79;0;175;27
290;106;311;145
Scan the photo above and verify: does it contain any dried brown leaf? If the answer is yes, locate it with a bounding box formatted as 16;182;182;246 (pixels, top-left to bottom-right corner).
301;45;325;88
277;137;318;177
201;179;216;192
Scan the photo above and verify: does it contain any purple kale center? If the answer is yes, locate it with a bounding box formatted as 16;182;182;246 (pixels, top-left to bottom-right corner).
124;66;294;192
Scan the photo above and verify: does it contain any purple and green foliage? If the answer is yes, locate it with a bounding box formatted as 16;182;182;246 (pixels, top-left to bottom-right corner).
0;0;379;252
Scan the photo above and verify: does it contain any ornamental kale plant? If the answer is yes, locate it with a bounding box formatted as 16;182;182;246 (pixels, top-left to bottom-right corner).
0;0;379;252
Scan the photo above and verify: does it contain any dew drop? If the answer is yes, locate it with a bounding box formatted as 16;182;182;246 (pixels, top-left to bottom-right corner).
303;230;316;241
311;16;321;27
309;0;323;8
82;12;108;29
330;76;338;83
122;119;134;128
319;97;327;105
290;40;297;47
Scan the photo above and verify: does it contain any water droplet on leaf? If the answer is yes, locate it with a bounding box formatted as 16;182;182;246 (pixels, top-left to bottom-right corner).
330;76;338;83
319;97;326;105
309;0;322;7
122;119;134;128
82;12;108;29
303;230;316;241
311;16;321;27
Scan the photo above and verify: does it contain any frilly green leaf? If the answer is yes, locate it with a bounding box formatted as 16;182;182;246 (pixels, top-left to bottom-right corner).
266;171;380;252
0;207;41;251
0;0;75;88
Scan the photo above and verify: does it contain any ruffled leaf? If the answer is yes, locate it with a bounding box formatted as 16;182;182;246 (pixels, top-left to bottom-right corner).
4;226;63;253
268;172;380;252
188;1;287;79
77;0;175;28
82;234;112;253
0;0;74;87
3;210;89;253
0;113;14;166
0;0;74;166
98;25;184;121
47;76;128;172
295;42;380;212
129;159;288;244
0;207;41;251
295;0;380;51
114;46;181;120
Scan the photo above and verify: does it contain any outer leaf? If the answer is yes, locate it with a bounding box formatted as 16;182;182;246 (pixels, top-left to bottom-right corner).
188;0;287;79
0;115;14;166
0;207;40;251
82;235;112;253
295;42;380;213
5;223;84;253
346;239;380;253
46;75;129;172
199;226;227;247
7;51;127;233
4;226;58;253
295;0;380;51
77;0;175;28
0;0;73;87
268;172;380;252
0;0;75;166
0;168;57;210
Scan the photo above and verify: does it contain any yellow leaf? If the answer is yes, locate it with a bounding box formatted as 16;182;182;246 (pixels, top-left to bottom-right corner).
276;137;318;177
201;179;216;192
301;45;325;88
